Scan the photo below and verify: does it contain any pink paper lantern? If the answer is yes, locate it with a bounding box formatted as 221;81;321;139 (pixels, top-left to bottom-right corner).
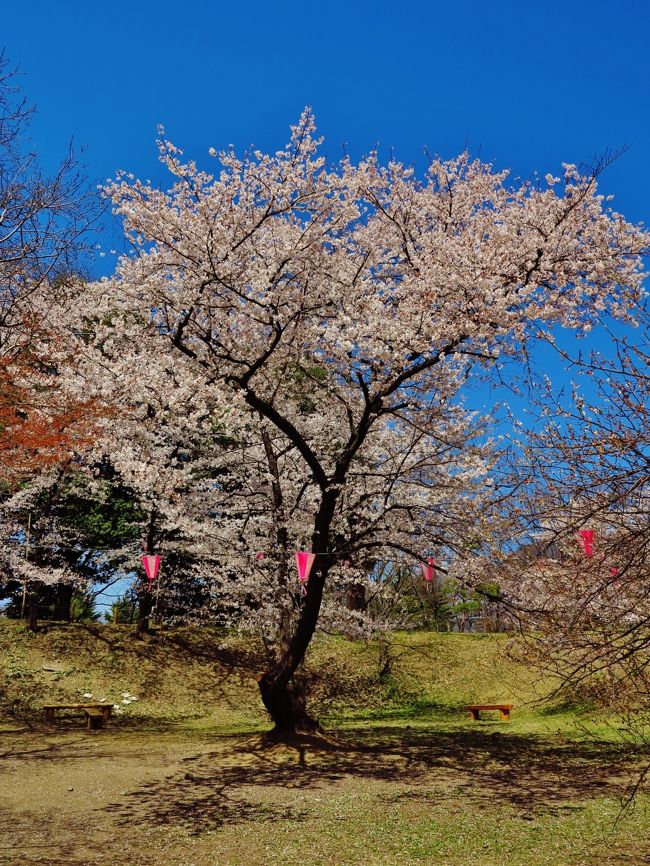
420;557;435;582
141;554;161;590
578;529;595;558
295;551;316;584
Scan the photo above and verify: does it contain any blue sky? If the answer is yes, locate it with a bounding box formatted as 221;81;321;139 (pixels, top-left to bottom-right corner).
4;0;649;236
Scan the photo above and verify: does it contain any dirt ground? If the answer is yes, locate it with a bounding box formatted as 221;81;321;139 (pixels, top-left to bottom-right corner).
2;713;650;866
0;720;201;865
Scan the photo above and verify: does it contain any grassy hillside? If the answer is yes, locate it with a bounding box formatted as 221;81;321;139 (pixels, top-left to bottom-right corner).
1;620;566;731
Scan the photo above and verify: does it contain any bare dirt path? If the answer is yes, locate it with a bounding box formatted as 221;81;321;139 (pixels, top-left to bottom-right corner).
0;722;210;865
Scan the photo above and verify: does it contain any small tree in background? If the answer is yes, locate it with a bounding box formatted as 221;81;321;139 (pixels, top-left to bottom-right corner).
105;589;139;625
496;301;650;711
0;466;143;629
0;54;100;490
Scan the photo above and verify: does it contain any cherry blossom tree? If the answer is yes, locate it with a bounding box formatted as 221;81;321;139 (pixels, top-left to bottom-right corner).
493;301;650;711
65;111;647;733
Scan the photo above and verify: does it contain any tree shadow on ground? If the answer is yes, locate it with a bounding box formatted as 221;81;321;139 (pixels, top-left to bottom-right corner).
0;804;117;866
102;726;649;835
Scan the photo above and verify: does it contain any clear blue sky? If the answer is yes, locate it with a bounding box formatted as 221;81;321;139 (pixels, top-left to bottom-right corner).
4;0;649;238
3;0;648;409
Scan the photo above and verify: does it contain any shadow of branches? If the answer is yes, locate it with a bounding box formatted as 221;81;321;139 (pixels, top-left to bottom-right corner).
103;727;648;835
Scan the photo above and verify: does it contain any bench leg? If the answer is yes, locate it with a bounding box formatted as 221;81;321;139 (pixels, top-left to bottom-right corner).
86;714;104;730
469;709;480;721
500;709;511;721
44;708;54;723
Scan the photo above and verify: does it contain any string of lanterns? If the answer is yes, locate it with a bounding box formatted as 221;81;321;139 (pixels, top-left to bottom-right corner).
10;526;622;595
137;548;439;593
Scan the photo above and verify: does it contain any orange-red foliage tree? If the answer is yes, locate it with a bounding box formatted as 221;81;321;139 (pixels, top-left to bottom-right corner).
0;343;95;488
0;54;99;487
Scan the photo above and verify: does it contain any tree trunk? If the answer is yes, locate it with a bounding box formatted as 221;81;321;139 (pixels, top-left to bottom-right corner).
258;670;319;734
136;588;154;637
257;488;340;733
257;456;344;737
348;582;367;611
54;584;73;621
26;596;38;632
257;562;329;734
138;511;158;636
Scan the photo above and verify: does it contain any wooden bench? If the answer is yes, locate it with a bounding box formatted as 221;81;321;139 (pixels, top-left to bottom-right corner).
43;702;113;729
465;703;513;721
84;708;105;730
